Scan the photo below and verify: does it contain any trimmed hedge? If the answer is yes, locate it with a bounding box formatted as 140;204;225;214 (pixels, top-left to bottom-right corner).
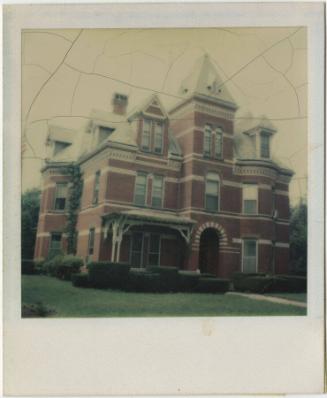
148;266;179;292
57;255;83;280
196;277;230;293
233;273;307;293
44;254;64;277
34;260;46;275
22;259;35;275
126;270;162;293
88;262;130;289
178;271;200;292
71;273;90;288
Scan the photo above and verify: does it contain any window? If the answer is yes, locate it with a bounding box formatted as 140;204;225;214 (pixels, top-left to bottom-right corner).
152;175;163;208
53;141;70;156
141;119;151;151
88;228;95;256
54;183;68;210
148;234;161;266
50;232;62;251
215;128;223;158
243;184;258;214
260;133;270;158
154;122;163;154
242;239;257;273
98;127;114;144
93;171;101;205
130;232;144;267
203;125;212;157
205;173;219;212
134;173;147;206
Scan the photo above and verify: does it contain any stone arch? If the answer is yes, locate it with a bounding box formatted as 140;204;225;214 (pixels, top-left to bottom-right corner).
193;221;228;250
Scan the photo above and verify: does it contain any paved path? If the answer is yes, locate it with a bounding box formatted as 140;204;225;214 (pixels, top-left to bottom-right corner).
227;292;307;308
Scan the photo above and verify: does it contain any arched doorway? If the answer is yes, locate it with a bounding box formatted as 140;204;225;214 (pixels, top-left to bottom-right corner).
198;228;219;275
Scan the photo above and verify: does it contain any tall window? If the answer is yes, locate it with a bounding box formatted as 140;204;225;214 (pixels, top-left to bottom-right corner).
93;171;101;205
50;232;62;251
141;119;151;151
54;182;68;210
203;125;212;157
215;128;223;158
148;234;161;266
205;173;219;212
152;175;163;208
134;172;147;206
88;228;95;256
242;239;257;273
130;232;144;267
154;123;163;154
243;184;258;214
260;133;270;158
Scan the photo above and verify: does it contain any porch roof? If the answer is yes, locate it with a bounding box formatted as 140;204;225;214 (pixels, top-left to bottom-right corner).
102;209;196;227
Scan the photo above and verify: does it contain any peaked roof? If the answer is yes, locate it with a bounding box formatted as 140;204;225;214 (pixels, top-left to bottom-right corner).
128;94;168;121
179;54;237;107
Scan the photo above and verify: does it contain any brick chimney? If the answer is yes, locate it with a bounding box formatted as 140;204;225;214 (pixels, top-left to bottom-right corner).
112;93;128;115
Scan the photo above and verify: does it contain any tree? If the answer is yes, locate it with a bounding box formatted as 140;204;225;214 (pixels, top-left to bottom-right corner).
22;188;41;259
289;200;307;274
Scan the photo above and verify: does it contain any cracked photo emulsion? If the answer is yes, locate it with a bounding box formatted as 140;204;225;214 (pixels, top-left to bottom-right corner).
21;27;308;318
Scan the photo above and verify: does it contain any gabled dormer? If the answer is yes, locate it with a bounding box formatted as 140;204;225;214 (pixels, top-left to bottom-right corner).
128;94;169;157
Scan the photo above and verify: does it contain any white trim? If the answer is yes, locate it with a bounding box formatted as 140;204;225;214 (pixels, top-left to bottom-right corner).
36;232;51;238
182;153;234;166
232;238;242;244
275;189;289;197
258;239;272;245
275;242;290;248
241;238;258;273
242;183;258;215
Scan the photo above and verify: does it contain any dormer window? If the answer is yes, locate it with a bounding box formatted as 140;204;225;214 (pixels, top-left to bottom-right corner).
98;126;114;145
53;141;70;156
154;122;163;154
141;119;165;155
260;132;270;158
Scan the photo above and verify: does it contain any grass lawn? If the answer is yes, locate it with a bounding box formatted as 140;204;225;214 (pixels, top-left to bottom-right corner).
263;292;307;303
22;275;306;317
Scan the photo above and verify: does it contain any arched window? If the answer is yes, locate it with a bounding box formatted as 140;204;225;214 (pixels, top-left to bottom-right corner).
203;124;212;157
205;172;220;212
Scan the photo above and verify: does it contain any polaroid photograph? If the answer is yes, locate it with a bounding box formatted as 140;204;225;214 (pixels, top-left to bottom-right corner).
3;2;325;396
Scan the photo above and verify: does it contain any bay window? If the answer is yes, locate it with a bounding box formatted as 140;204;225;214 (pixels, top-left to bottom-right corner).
134;172;147;206
242;239;257;273
243;184;258;214
205;172;220;212
54;182;68;210
152;175;163;208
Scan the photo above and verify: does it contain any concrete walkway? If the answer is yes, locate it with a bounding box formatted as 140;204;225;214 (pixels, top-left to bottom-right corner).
227;292;307;308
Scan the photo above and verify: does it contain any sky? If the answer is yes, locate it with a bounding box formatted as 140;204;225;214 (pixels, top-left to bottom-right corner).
22;27;307;204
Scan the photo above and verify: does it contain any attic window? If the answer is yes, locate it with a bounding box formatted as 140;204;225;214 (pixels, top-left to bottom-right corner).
260;132;270;159
98;126;114;144
53;141;70;156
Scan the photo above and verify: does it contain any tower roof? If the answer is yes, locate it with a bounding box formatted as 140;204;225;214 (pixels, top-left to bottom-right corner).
179;53;237;108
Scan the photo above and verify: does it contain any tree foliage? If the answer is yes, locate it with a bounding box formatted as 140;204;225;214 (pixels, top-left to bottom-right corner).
64;164;83;255
22;188;41;259
289;200;307;274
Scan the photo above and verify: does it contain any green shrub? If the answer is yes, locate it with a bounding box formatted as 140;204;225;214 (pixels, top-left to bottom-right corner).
232;272;267;281
71;273;90;288
196;277;230;293
273;274;307;293
21;302;55;317
178;271;200;292
21;259;35;275
34;260;46;275
233;275;275;293
57;255;83;280
148;266;179;292
44;254;64;277
88;262;130;289
126;270;161;293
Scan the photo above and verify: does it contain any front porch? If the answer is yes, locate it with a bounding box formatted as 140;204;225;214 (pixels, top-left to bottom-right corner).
100;209;196;269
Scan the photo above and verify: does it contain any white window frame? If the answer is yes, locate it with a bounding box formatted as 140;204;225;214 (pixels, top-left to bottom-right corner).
153;122;164;154
147;233;161;266
151;175;164;208
141;119;151;152
242;183;258;215
54;182;68;211
260;132;271;159
133;172;148;206
203;124;212;157
241;238;258;273
214;127;224;159
205;172;220;212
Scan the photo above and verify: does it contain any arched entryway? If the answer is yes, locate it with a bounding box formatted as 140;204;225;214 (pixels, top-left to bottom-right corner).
198;228;219;275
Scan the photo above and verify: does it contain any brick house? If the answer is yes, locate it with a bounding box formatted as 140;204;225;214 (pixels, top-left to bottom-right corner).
34;54;293;277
